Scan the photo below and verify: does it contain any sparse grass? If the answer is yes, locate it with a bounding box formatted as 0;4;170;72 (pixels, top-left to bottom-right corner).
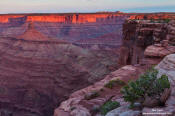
100;100;120;115
104;79;126;89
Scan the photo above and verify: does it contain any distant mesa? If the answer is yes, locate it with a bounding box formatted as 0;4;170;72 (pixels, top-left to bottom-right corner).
0;13;124;23
116;11;123;13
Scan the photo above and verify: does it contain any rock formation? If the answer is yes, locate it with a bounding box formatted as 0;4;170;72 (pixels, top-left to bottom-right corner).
54;17;175;116
119;19;175;67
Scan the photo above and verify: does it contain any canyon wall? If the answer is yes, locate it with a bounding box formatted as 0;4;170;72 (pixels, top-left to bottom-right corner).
119;19;175;67
1;13;174;49
0;22;119;116
0;13;128;48
0;13;124;23
129;13;175;20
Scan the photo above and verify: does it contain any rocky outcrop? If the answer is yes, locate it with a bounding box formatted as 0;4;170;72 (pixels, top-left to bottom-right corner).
0;23;119;116
106;105;141;116
54;17;175;116
105;19;175;116
119;19;175;67
156;54;175;85
144;45;175;58
54;65;149;116
121;20;165;66
104;54;175;116
142;54;175;116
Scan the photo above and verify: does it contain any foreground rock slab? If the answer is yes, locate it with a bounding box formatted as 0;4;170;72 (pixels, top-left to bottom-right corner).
106;105;141;116
54;65;148;116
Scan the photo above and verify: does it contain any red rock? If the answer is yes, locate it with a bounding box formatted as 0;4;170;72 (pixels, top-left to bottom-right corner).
144;45;175;57
0;13;124;24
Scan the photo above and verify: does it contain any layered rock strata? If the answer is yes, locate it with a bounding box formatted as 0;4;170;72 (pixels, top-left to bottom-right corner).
1;13;175;49
0;23;118;116
0;13;127;48
120;19;175;67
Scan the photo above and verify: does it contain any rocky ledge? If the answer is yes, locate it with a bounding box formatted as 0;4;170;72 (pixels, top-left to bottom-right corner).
54;52;175;116
54;65;149;116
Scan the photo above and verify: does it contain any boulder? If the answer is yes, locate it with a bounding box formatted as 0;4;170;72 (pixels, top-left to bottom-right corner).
106;105;141;116
156;54;175;85
70;105;91;116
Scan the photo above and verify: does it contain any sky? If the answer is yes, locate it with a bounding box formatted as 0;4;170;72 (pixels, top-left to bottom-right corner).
0;0;175;14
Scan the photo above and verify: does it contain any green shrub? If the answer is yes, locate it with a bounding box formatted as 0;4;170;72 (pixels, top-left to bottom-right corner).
121;68;170;107
149;19;171;23
84;91;100;100
164;19;171;23
104;79;126;89
100;100;120;115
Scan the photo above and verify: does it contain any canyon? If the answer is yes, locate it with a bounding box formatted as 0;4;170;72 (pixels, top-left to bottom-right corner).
0;12;174;116
54;15;175;115
0;13;125;116
0;13;127;48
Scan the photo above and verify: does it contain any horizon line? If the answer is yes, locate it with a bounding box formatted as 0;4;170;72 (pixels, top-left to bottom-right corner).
0;11;175;15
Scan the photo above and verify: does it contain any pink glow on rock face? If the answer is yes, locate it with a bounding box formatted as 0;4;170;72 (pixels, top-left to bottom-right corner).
0;14;124;23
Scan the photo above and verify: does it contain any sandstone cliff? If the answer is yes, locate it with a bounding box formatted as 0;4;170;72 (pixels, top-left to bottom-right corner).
0;13;125;23
119;19;175;67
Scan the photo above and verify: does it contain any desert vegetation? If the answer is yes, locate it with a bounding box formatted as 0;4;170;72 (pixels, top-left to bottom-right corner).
104;79;126;89
100;100;120;115
150;19;171;23
121;68;170;108
84;91;100;100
